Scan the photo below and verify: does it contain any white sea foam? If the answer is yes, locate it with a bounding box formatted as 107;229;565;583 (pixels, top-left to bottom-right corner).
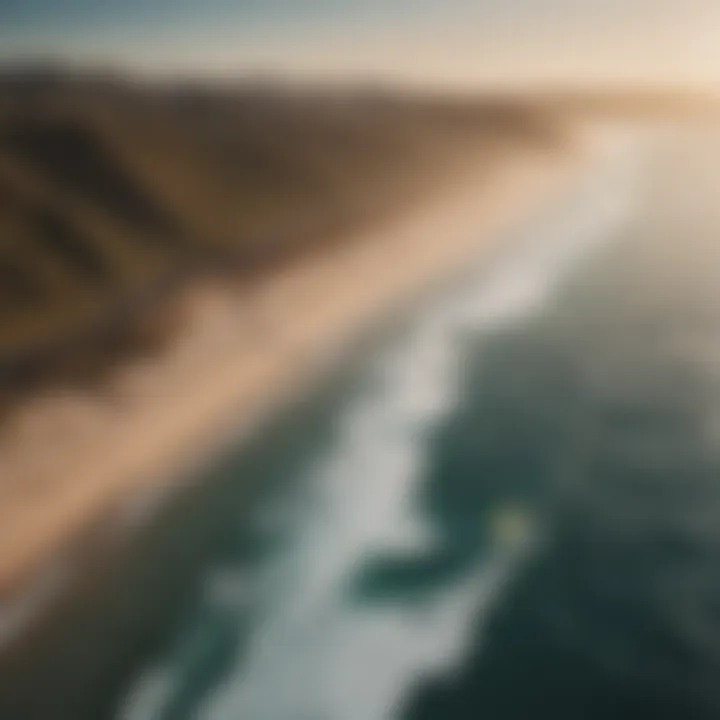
119;141;639;720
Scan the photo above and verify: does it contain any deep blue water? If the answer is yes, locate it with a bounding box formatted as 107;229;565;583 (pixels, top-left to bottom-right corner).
5;126;720;720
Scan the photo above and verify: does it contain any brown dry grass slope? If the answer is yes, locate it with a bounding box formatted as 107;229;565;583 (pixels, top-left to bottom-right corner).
0;69;564;396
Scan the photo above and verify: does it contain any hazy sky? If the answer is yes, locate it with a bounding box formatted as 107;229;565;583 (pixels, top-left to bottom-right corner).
2;0;720;88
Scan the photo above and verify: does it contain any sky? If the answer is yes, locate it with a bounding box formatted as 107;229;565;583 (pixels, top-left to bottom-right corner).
2;0;720;89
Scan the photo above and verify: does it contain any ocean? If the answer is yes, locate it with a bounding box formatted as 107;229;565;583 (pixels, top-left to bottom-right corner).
4;124;720;720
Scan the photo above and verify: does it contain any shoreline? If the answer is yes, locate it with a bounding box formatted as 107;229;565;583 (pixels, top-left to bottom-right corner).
0;139;596;645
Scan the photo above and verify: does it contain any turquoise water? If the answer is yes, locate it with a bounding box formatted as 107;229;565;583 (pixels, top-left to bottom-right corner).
7;126;720;719
114;136;636;720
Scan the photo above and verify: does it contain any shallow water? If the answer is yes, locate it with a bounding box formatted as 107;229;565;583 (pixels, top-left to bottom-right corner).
5;124;720;720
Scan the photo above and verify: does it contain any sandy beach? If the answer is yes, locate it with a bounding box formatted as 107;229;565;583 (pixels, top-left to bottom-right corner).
0;139;593;634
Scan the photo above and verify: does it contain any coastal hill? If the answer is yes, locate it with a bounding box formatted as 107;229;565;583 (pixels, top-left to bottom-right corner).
0;67;563;401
